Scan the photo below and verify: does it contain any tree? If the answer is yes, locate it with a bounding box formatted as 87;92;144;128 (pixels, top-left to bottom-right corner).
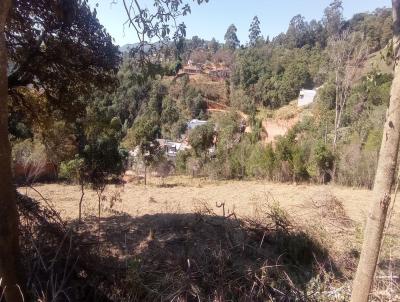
125;115;162;185
1;0;120;300
122;0;209;63
323;0;344;37
0;1;23;301
309;19;327;47
351;1;400;301
208;38;220;53
109;58;154;127
249;16;262;46
188;123;215;158
190;49;208;64
327;32;368;151
232;47;271;89
286;14;309;48
213;48;235;66
7;0;120;120
224;24;240;50
190;35;205;49
161;97;186;139
187;94;208;119
80;97;127;229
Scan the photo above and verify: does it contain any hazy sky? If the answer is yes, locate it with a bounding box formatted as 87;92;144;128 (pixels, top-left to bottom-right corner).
89;0;392;46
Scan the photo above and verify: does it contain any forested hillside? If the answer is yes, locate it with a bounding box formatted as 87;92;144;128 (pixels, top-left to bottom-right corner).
10;2;394;190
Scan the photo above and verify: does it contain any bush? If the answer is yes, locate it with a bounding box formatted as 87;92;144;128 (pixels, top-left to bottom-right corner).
187;94;208;119
273;130;314;182
308;142;335;183
292;145;310;181
188;123;215;157
228;138;253;179
336;142;377;189
230;89;256;114
246;143;276;179
175;149;193;174
59;157;85;182
12;139;52;183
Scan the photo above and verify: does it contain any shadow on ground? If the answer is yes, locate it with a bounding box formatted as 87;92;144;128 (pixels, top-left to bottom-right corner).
17;191;346;302
75;210;341;301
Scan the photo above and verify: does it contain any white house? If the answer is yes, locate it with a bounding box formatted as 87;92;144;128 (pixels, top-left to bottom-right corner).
187;119;208;130
298;89;317;108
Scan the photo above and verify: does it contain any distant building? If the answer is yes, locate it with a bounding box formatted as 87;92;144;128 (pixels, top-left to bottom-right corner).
157;139;190;158
298;89;317;107
187;119;208;130
182;61;203;74
208;67;230;80
182;65;202;74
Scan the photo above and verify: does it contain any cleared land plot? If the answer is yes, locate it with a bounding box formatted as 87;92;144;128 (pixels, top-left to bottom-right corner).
20;178;400;257
19;177;394;222
19;177;400;299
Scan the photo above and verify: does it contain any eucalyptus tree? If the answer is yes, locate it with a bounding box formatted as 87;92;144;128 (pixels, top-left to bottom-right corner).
224;24;240;50
323;0;344;37
249;16;262;46
327;32;368;151
351;1;400;300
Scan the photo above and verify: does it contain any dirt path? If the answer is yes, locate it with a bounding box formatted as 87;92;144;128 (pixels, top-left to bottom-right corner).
262;118;297;143
207;106;300;143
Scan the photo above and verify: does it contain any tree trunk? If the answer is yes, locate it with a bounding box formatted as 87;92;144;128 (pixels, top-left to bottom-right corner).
333;71;340;151
0;1;24;301
78;181;85;224
144;165;147;186
98;191;101;229
351;2;400;300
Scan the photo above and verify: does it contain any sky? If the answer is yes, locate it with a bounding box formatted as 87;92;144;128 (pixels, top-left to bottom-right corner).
89;0;392;46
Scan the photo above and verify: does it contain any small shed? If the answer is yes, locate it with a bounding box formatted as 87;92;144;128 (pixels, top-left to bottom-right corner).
298;89;317;107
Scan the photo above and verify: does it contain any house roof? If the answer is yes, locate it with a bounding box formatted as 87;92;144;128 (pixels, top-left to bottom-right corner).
183;65;202;70
298;89;317;107
187;119;208;130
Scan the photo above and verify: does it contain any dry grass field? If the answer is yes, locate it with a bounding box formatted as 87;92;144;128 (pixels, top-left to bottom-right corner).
19;176;397;222
19;176;400;300
20;176;400;255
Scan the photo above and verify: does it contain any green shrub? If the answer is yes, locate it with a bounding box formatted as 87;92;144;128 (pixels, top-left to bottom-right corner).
292;145;310;181
188;123;215;157
59;157;84;182
228;138;253;178
175;149;193;174
246;143;276;179
230;89;256;114
186;94;208;119
308;142;335;183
